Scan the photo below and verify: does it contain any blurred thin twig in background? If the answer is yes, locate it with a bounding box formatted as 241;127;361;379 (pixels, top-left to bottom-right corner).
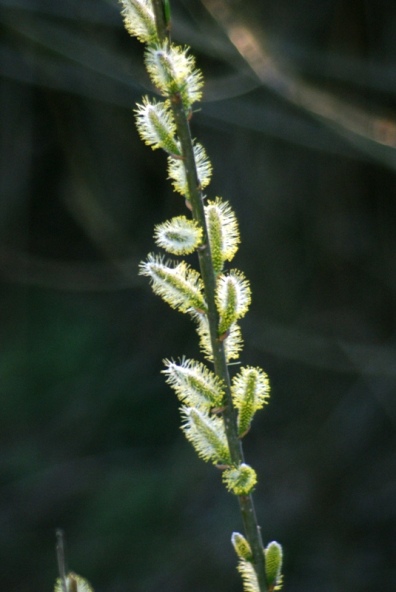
202;0;396;170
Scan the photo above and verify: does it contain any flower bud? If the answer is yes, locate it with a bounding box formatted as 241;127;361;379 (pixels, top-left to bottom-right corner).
265;541;283;590
232;367;270;437
120;0;157;44
205;198;240;274
154;216;202;255
231;532;253;561
139;254;206;313
216;270;251;335
162;358;224;410
54;572;93;592
135;97;181;155
145;43;203;108
181;406;230;465
168;142;212;197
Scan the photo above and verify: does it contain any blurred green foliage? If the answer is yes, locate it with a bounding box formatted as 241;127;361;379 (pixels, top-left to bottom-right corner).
0;1;395;591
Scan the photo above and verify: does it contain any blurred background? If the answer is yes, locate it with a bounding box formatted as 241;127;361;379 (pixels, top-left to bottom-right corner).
0;0;395;590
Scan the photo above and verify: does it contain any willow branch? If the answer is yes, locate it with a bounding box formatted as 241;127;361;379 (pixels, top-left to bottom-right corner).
151;4;268;590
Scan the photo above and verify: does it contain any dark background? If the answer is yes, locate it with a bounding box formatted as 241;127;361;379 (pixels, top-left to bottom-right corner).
0;0;395;591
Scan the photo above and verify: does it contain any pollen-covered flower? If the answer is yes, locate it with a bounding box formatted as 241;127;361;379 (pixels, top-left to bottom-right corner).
139;253;206;313
181;406;231;464
120;0;157;44
222;463;257;495
216;270;252;335
191;310;244;362
232;367;270;437
54;573;93;592
145;43;203;107
168;142;212;197
154;216;203;254
135;97;181;155
233;538;283;592
236;558;259;592
163;358;224;410
205;198;240;274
